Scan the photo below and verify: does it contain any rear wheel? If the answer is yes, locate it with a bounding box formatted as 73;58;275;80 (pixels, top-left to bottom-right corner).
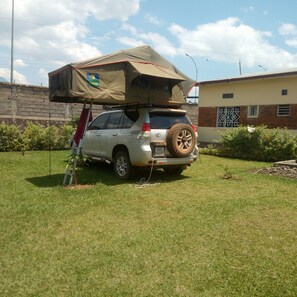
113;151;134;180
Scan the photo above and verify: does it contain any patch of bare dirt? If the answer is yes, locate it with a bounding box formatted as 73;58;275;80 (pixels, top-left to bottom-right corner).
65;184;94;190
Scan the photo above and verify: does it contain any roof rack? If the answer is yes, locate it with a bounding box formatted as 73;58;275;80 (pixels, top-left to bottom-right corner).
104;102;183;110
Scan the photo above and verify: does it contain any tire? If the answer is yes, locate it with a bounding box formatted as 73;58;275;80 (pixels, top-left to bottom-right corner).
163;166;185;175
113;151;134;180
166;123;196;157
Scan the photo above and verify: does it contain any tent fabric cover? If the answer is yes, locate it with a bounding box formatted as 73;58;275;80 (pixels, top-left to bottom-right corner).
48;45;195;105
129;61;185;81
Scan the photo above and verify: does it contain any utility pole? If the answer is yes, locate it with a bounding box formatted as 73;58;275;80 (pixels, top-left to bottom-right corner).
239;59;242;75
10;0;15;84
185;53;198;103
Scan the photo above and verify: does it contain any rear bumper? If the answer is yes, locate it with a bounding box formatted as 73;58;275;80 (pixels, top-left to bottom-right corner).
131;145;198;167
148;156;197;167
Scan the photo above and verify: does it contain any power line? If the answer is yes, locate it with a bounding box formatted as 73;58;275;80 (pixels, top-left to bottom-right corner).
0;15;47;26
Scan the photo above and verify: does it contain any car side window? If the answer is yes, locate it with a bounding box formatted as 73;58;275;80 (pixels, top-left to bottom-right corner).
89;113;110;130
121;110;139;128
106;112;122;129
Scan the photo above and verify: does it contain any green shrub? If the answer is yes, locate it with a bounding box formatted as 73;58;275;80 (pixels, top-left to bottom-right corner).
220;126;263;160
57;124;75;150
260;128;297;161
220;125;297;162
0;123;23;151
0;122;76;152
199;144;219;156
23;122;75;151
44;125;60;150
23;122;47;150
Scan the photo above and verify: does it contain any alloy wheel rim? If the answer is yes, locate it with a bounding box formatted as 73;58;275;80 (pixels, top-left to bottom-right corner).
177;129;192;150
117;156;127;176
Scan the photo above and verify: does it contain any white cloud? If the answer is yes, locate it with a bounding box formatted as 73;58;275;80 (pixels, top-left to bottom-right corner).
279;23;297;49
0;68;28;84
14;59;27;67
120;23;177;56
117;36;145;48
286;40;297;48
88;0;140;22
279;23;297;36
169;18;297;69
38;67;48;82
0;0;141;84
145;13;162;26
121;23;139;35
0;0;140;25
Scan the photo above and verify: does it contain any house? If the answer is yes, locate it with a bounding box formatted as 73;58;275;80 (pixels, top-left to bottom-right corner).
197;68;297;144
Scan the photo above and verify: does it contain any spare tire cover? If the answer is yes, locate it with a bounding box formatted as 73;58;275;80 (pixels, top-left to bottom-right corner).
166;123;196;157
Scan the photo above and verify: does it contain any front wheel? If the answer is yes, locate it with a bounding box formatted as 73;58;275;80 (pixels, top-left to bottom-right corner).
113;151;135;180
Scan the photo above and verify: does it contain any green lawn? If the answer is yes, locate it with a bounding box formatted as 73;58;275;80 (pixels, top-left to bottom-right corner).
0;151;296;297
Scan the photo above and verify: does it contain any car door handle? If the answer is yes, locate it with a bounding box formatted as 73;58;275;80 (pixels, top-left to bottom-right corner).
96;133;101;136
112;133;118;136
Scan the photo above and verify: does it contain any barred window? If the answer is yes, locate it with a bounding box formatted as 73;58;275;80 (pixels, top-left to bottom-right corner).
222;93;234;99
217;107;240;127
277;105;290;116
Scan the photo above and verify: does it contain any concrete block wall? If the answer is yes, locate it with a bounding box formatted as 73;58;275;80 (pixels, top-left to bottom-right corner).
0;82;198;127
184;104;198;126
0;83;104;126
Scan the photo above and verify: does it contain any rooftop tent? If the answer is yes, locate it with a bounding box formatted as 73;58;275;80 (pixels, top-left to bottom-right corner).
48;45;195;105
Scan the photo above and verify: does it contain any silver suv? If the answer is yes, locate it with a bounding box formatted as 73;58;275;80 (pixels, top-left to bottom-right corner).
82;106;198;179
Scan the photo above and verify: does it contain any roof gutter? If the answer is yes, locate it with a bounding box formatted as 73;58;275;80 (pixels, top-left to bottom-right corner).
197;69;297;86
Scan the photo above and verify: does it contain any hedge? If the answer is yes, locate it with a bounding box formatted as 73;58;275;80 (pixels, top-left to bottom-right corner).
202;125;297;162
0;122;75;152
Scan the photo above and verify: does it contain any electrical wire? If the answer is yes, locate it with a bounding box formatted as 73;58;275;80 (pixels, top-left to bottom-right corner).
134;159;161;188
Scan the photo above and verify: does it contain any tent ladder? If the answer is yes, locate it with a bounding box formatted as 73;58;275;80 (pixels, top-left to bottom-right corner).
63;100;93;186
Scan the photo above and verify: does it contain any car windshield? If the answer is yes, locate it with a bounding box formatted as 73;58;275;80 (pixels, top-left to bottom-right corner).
149;112;190;129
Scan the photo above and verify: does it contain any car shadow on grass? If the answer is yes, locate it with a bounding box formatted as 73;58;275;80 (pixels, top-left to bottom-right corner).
26;173;67;188
26;162;189;188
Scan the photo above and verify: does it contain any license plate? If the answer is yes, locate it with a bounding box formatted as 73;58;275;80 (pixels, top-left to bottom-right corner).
154;146;165;157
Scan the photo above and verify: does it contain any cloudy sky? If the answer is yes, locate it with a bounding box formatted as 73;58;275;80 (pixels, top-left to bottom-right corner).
1;0;297;86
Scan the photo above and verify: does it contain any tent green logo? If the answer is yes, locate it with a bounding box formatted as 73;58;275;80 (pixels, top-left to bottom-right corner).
87;73;100;87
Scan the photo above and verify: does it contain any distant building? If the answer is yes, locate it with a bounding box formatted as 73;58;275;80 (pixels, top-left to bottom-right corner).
198;68;297;144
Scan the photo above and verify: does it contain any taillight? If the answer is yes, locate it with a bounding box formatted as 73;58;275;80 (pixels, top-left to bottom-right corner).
142;123;151;132
192;124;197;133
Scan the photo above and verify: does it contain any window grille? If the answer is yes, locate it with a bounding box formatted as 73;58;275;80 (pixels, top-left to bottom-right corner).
222;93;234;99
281;89;288;96
277;105;290;116
217;107;240;127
